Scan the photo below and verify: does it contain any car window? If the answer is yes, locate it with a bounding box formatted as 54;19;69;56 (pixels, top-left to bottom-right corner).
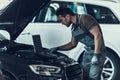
85;4;119;24
34;1;87;23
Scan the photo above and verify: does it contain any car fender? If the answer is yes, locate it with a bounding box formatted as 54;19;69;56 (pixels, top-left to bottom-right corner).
105;41;120;58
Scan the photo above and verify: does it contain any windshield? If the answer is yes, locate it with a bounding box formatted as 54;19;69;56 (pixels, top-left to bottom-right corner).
0;0;13;10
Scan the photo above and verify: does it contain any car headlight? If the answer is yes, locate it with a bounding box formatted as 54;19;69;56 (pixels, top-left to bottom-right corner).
29;65;61;76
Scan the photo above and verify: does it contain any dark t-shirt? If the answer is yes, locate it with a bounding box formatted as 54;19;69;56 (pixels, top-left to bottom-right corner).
72;14;105;51
80;14;99;31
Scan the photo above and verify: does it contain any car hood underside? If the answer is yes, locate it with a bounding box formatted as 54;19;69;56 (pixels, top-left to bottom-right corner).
0;0;50;40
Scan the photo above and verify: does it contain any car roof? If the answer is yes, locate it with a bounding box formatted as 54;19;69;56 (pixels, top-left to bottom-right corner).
52;0;119;7
52;0;120;22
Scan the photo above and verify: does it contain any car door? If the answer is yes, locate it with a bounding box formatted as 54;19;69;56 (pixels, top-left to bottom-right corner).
85;4;120;52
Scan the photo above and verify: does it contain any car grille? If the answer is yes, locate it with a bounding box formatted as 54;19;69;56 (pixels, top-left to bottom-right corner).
65;63;83;80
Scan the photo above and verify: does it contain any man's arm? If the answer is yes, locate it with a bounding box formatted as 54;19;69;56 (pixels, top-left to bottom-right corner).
58;37;78;51
89;26;102;54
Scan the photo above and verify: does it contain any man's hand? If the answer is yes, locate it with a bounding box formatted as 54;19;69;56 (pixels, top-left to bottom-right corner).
91;54;99;64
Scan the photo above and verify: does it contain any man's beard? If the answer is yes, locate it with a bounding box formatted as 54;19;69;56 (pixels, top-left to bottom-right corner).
66;21;72;27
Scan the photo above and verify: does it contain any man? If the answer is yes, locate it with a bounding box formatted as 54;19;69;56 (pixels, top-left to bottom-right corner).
55;7;106;80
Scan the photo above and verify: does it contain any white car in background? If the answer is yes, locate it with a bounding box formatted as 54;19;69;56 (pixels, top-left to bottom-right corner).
14;0;120;80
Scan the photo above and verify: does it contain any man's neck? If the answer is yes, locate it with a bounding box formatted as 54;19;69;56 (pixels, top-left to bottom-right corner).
71;14;77;28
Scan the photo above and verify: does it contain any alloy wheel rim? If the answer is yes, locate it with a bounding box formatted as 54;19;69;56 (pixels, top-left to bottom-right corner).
101;57;114;80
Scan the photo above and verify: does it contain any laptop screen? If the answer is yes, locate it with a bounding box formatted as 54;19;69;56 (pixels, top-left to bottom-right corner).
32;35;43;53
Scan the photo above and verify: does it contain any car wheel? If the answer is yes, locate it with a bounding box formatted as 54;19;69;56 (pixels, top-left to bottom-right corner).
101;49;120;80
2;70;16;80
78;49;120;80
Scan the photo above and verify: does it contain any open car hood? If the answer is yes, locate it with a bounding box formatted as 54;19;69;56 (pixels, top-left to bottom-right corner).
0;0;50;40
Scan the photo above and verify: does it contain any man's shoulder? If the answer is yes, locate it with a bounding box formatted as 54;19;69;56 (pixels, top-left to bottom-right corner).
80;14;97;22
80;14;93;18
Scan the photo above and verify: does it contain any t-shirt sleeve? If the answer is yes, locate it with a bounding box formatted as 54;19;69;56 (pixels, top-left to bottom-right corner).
81;14;98;31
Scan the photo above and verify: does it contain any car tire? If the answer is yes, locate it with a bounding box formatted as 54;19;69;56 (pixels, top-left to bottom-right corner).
2;70;16;80
102;49;120;80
